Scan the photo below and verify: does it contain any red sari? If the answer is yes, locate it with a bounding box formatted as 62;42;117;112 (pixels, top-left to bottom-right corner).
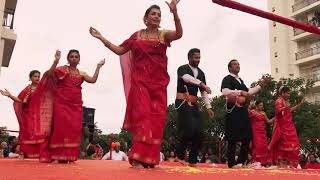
49;66;84;161
13;79;53;161
269;97;300;167
304;163;320;169
119;30;170;165
249;110;270;164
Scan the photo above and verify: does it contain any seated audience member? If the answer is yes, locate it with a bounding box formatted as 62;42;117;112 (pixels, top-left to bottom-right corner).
101;142;128;161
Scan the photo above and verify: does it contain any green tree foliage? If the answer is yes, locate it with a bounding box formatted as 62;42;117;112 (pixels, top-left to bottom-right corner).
0;127;10;143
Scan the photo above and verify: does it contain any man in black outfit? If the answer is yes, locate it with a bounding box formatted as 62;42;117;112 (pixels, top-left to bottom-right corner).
175;48;214;167
221;59;265;168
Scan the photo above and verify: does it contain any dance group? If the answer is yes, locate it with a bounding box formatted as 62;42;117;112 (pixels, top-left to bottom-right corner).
0;0;304;169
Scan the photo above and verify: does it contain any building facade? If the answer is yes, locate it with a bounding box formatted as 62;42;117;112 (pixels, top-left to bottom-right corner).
0;0;17;74
268;0;320;103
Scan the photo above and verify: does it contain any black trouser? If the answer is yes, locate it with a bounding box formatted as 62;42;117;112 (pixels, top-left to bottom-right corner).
175;102;202;164
227;139;250;168
176;131;202;164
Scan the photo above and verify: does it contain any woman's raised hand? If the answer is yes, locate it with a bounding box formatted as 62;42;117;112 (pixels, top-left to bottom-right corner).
89;27;103;39
54;50;61;63
0;89;11;97
97;59;105;67
165;0;180;13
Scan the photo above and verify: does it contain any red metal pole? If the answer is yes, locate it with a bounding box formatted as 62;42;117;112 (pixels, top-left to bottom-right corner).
212;0;320;35
218;140;221;163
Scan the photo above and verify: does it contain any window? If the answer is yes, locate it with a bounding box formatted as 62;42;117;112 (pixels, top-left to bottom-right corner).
275;68;279;73
274;52;278;57
313;67;320;82
274;36;277;42
273;21;276;27
272;7;276;12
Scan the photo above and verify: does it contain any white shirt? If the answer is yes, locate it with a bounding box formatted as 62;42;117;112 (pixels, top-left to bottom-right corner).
160;152;165;162
221;73;261;96
101;150;128;161
181;64;212;109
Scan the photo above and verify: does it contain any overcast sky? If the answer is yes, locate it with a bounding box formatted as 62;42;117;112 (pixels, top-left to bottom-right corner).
0;0;270;134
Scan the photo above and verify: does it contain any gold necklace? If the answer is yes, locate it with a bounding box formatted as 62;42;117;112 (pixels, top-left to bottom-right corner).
144;29;162;48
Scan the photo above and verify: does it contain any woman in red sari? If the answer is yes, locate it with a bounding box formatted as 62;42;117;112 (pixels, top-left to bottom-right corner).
89;1;183;168
48;50;105;163
269;86;304;168
248;100;273;166
0;70;52;162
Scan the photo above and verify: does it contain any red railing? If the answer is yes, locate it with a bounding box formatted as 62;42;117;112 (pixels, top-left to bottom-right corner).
0;129;19;133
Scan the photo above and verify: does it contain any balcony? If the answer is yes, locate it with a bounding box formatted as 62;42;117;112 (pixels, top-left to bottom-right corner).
3;9;15;29
292;0;320;13
293;27;307;36
301;66;320;83
0;0;17;69
295;46;320;60
292;18;320;41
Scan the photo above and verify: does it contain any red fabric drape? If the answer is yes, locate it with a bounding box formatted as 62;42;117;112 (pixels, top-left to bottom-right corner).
304;163;320;169
119;31;170;165
49;66;84;161
269;97;300;167
13;75;54;161
212;0;320;35
249;110;270;164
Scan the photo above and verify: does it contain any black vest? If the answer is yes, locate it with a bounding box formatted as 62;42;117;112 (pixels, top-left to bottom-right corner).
177;64;206;96
221;75;249;107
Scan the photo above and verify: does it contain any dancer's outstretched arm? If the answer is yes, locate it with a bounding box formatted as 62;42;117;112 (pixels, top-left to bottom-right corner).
0;89;21;102
48;50;61;76
164;0;183;41
83;59;105;83
291;98;305;112
266;116;274;124
89;27;129;55
263;112;274;124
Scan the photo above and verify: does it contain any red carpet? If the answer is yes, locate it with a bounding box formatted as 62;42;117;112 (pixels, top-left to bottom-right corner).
0;159;319;180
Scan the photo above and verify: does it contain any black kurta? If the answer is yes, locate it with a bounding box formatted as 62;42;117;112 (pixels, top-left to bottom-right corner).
175;64;206;138
221;75;252;141
175;64;206;164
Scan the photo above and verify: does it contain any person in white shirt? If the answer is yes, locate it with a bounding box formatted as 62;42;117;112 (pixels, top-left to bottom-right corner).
160;151;165;162
101;142;128;161
221;59;267;168
175;48;214;167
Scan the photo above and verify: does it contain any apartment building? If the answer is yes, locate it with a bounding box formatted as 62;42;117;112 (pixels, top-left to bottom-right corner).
0;0;17;74
268;0;320;103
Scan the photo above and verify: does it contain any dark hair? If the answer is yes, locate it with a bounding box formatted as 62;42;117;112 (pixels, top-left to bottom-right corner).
280;86;290;94
8;136;16;144
29;70;40;79
255;100;264;106
11;144;18;153
187;48;200;60
227;59;238;72
144;5;161;19
67;49;80;59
